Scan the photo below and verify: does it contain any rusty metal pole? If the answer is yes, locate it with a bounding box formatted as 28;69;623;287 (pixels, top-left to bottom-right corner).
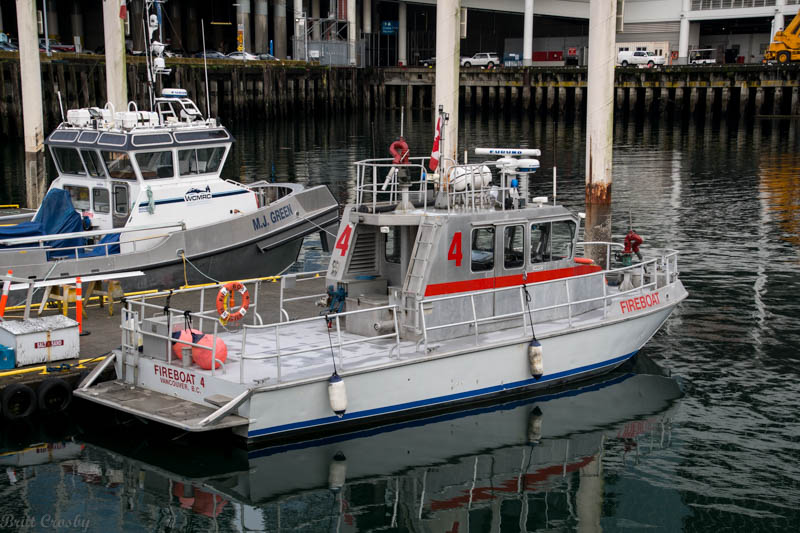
16;0;46;207
585;0;617;267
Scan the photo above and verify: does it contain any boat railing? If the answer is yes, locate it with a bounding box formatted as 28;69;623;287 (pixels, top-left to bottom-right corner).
237;303;402;385
0;222;186;258
277;270;328;322
417;249;679;353
121;275;276;378
355;157;541;214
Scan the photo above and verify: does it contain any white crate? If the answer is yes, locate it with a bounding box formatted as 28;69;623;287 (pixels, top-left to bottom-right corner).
0;315;80;367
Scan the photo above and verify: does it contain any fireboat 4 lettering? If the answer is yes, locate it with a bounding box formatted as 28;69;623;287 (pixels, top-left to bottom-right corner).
154;364;205;393
620;292;660;314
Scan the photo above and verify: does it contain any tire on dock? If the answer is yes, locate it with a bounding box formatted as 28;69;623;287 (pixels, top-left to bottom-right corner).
1;384;38;421
37;377;73;414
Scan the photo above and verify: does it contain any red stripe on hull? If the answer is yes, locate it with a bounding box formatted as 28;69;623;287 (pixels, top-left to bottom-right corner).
423;264;602;297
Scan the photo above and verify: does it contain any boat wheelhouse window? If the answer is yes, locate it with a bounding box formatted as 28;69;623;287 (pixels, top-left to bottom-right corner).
52;147;86;176
131;133;173;147
113;186;129;216
178;147;225;176
504;225;525;269
135;151;174;179
531;224;547;263
550;221;576;260
81;150;105;178
174;129;230;143
50;131;79;142
78;131;99;144
64;185;90;210
98;133;127;147
101;151;136;180
93;188;110;213
384;226;401;264
471;227;495;272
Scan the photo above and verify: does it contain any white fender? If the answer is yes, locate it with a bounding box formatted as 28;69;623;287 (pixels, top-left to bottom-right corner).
328;372;348;417
528;339;543;379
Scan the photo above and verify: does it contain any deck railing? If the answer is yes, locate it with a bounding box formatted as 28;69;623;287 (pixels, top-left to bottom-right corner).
0;222;186;260
121;247;678;388
354;157;541;214
418;246;679;353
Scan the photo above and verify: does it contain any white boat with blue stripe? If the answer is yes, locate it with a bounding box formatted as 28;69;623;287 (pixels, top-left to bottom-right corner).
75;131;686;444
0;88;338;291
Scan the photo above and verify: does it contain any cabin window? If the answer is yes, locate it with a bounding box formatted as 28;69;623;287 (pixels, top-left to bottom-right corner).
504;225;525;269
531;221;576;263
384;226;401;264
101;151;136;180
52;148;86;176
178;147;225;176
113;186;129;216
550;221;576;260
136;151;174;179
531;224;547;263
63;185;90;210
471;227;495;272
81;150;105;178
92;188;110;213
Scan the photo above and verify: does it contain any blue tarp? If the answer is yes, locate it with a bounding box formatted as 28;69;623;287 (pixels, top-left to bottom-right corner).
78;233;120;258
0;189;86;256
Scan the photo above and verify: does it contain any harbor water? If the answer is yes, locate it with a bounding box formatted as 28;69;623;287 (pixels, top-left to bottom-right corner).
1;111;799;531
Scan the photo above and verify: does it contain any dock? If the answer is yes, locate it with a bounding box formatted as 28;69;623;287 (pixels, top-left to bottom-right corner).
2;54;800;138
0;272;326;423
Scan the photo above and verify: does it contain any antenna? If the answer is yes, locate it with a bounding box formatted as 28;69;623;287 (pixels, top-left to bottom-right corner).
57;91;65;122
202;18;211;118
400;106;404;138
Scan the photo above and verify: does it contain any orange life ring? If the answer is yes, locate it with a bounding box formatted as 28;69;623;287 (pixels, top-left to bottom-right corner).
574;257;594;265
216;282;250;324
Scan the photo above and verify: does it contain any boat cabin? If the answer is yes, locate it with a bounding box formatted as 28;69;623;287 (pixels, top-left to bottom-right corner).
42;91;256;241
326;150;604;341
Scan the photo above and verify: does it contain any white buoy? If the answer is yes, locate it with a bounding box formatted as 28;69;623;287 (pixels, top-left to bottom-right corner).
328;372;348;417
528;339;543;379
527;406;543;444
328;451;347;492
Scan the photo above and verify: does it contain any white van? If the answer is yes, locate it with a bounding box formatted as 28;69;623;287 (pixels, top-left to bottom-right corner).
617;50;666;67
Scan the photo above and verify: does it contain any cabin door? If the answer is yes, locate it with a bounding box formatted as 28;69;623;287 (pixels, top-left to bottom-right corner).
111;182;131;228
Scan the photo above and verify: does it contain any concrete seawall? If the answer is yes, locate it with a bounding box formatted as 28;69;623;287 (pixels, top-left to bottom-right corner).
1;52;799;137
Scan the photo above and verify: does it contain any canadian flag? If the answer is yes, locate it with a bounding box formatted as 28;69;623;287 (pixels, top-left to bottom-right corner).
119;0;128;20
429;117;441;172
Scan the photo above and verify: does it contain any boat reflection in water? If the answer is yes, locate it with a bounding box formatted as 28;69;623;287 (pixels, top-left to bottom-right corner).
65;359;681;531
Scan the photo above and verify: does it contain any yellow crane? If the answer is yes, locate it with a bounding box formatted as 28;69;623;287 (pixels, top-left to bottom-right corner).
765;8;800;63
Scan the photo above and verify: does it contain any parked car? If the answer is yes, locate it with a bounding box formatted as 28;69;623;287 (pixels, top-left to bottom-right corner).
460;53;500;68
39;38;75;52
227;51;259;61
689;49;717;65
194;50;226;59
259;53;280;61
617;50;665;67
420;57;435;67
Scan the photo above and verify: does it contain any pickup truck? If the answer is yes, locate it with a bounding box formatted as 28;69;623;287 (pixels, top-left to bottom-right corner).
617;50;665;67
460;53;500;68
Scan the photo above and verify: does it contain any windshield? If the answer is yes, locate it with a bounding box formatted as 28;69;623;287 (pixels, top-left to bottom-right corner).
52;147;86;176
101;151;137;180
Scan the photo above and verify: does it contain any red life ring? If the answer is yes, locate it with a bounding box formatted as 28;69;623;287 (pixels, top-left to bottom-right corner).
389;139;410;164
216;282;250;324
